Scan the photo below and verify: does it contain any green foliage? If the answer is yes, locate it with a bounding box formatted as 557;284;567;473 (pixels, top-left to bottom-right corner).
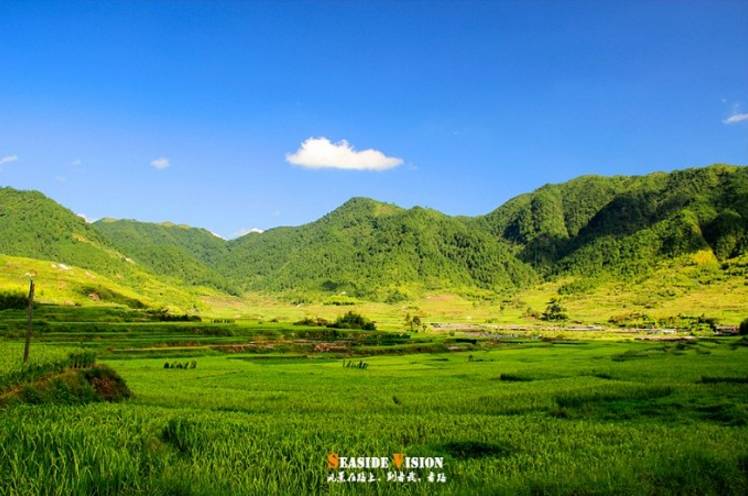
4;365;130;406
330;311;376;330
2;165;747;302
221;198;537;296
404;313;426;332
80;365;132;402
92;219;235;293
146;308;201;322
0;291;27;310
541;298;568;321
1;340;748;494
293;317;330;327
79;285;146;309
0;188;141;280
0;347;94;393
68;352;96;369
480;165;748;279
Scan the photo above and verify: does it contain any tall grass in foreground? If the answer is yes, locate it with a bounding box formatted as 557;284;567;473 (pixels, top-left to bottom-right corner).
0;339;747;495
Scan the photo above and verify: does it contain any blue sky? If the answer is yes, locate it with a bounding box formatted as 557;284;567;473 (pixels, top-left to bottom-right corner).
1;1;746;238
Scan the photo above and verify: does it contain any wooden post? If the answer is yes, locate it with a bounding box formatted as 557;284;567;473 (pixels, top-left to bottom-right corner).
22;279;35;365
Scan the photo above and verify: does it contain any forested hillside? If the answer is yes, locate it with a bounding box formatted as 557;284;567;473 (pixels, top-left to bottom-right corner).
1;164;746;301
0;188;214;309
478;165;748;277
220;197;536;297
0;187;136;277
92;219;233;293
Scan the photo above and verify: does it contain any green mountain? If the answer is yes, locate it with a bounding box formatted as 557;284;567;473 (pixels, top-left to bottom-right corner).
0;187;134;277
221;197;536;297
92;219;233;293
478;164;748;277
0;187;216;310
1;164;746;302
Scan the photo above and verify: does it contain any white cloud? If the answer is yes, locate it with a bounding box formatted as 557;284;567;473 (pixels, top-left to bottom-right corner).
150;157;170;170
0;155;18;166
724;112;748;125
233;227;264;238
286;137;403;171
209;231;225;239
77;213;95;223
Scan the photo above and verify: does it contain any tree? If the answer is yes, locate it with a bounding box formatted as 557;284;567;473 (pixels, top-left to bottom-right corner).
405;313;426;332
740;317;748;336
541;298;567;321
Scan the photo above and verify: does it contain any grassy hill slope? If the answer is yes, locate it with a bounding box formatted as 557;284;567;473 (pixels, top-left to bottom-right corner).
0;188;219;311
92;219;233;293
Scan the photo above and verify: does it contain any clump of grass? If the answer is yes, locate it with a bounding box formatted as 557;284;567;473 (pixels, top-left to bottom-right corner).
164;361;197;369
700;376;748;384
694;403;747;426
499;373;533;382
342;360;368;369
68;352;96;368
5;365;130;406
81;365;132;402
556;386;673;409
161;418;199;456
612;349;649;362
441;440;514;459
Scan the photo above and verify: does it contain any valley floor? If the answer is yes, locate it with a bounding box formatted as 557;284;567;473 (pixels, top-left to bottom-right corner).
1;335;747;495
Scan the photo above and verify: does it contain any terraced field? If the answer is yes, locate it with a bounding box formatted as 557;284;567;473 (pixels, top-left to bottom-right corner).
1;327;747;495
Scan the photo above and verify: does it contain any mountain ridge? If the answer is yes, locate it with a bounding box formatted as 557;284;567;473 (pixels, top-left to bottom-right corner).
1;163;746;300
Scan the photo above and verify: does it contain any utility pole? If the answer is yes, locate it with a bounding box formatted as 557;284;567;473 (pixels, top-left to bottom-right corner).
23;279;35;365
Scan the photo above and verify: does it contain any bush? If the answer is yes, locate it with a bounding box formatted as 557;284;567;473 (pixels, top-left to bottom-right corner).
329;311;376;331
0;291;27;310
740;318;748;335
9;366;131;405
541;298;568;321
147;308;201;322
294;317;330;327
385;290;408;303
81;365;132;401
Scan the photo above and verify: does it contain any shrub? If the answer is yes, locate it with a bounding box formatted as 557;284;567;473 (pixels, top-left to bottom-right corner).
8;366;131;405
740;318;748;335
404;313;426;332
330;311;376;331
148;308;201;322
385;290;408;303
0;291;27;310
81;365;132;401
541;298;568;321
294;317;330;327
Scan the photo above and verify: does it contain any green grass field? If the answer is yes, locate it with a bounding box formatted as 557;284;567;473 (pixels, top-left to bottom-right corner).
2;332;747;495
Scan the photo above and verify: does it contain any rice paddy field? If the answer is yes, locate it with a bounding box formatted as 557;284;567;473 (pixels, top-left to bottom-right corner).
1;320;748;495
